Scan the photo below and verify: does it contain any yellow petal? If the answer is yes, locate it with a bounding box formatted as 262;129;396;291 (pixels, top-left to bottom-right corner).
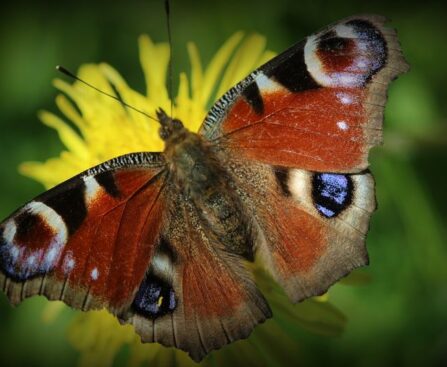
55;94;88;134
257;49;276;65
216;33;267;98
187;42;204;104
139;35;170;110
176;72;190;114
38;111;90;160
98;62;128;88
19;161;63;189
53;79;89;116
201;31;244;107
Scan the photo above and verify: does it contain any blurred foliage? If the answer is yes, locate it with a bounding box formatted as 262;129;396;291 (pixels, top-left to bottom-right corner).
0;0;446;366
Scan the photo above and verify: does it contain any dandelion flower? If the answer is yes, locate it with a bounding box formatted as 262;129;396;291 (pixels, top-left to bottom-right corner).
20;33;353;366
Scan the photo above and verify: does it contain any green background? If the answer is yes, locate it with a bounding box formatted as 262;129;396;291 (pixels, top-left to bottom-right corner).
0;0;446;366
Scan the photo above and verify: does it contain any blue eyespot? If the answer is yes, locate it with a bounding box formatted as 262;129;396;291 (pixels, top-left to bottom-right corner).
312;173;353;218
132;274;176;318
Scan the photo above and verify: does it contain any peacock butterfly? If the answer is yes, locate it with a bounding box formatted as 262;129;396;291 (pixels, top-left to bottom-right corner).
0;15;408;361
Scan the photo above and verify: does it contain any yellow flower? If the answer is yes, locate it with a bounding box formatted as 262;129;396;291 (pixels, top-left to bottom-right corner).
22;33;352;366
19;32;275;189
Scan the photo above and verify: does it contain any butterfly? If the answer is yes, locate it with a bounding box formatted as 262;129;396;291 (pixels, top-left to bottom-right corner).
0;15;408;361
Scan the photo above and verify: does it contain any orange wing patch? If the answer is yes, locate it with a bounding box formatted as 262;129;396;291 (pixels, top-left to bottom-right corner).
221;87;369;172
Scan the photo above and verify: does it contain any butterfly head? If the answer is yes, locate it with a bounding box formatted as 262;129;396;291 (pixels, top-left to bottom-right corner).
157;108;185;142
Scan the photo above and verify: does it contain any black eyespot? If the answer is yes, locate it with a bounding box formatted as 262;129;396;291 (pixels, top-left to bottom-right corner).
319;36;351;52
132;273;176;318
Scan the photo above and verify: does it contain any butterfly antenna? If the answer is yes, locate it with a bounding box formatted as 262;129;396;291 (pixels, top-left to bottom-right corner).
56;65;160;123
165;0;174;118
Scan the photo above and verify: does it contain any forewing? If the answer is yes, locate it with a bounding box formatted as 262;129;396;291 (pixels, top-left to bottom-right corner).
200;15;409;172
0;152;167;314
125;188;272;362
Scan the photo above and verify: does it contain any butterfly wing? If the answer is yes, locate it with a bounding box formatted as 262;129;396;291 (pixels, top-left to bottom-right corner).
200;16;408;301
0;152;166;314
225;156;375;302
201;15;409;172
123;187;271;362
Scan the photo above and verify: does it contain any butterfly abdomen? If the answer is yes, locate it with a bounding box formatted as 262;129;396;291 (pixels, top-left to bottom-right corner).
165;130;254;260
198;189;254;260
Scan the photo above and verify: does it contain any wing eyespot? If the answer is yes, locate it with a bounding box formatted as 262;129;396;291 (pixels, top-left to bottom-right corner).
311;173;354;218
132;272;177;319
0;202;68;281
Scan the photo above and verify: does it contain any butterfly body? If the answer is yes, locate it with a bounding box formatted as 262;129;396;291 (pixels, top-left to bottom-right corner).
0;15;408;361
160;110;253;259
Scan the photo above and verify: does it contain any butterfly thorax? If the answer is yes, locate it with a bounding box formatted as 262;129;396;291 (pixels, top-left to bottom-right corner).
160;114;253;259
